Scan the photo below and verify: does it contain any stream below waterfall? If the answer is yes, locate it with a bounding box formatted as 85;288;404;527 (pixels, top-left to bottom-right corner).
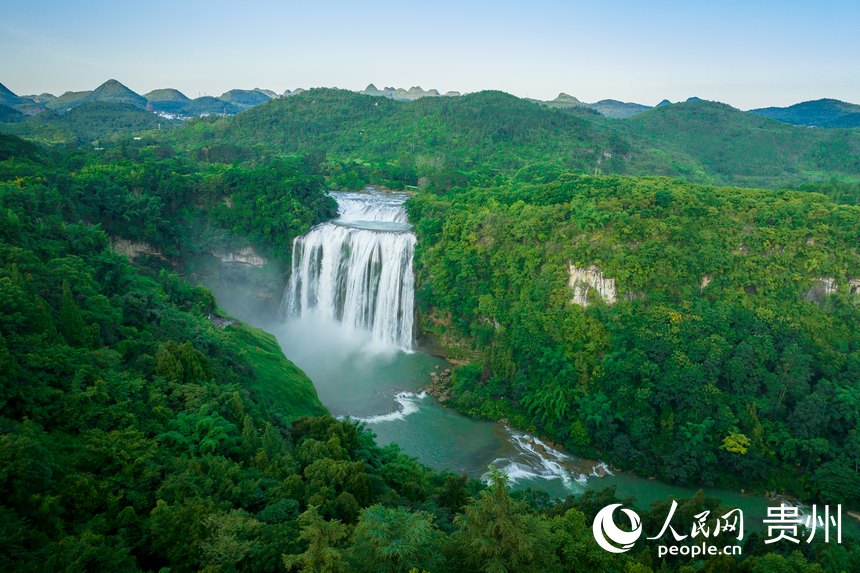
205;189;801;528
269;313;773;519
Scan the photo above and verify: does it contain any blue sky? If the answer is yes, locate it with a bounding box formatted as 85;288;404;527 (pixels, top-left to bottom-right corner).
1;0;858;109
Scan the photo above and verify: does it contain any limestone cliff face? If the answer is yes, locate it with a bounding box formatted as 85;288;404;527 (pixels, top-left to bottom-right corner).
805;277;860;301
568;263;616;307
110;238;163;259
806;277;839;302
213;246;266;267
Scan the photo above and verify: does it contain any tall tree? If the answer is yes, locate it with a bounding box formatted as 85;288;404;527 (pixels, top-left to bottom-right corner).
349;504;442;573
283;505;347;573
453;468;557;573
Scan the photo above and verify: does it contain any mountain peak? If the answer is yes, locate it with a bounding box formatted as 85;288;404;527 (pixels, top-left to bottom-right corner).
0;82;25;107
554;92;582;103
750;97;860;127
219;89;272;108
90;79;147;108
359;84;445;101
144;88;190;102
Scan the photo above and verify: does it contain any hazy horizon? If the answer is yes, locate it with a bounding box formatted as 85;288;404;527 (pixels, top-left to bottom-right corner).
2;0;859;110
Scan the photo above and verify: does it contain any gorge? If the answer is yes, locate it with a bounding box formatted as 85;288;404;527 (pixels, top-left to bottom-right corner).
213;189;775;523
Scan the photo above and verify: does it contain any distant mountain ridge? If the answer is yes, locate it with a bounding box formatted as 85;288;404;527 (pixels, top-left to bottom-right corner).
46;90;93;111
750;98;860;128
0;80;277;118
144;88;191;114
538;92;649;118
355;85;650;118
143;88;190;102
1;79;859;126
89;79;148;107
539;95;711;118
359;84;460;101
589;99;652;118
0;83;26;108
219;89;273;108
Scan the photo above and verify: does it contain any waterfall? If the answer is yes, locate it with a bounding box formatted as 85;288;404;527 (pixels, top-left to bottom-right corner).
280;191;416;351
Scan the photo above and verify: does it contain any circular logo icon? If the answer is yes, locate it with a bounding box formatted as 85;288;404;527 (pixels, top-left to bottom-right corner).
592;504;643;553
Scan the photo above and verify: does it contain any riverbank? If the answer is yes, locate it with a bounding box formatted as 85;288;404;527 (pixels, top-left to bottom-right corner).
417;327;816;504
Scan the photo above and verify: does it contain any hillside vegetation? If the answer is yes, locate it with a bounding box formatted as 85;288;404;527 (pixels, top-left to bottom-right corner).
7;131;844;573
408;173;860;504
621;101;860;187
171;89;860;189
4;87;859;189
0;102;171;144
751;99;860;128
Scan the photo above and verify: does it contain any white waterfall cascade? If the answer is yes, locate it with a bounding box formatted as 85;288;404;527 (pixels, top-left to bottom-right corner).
280;191;416;351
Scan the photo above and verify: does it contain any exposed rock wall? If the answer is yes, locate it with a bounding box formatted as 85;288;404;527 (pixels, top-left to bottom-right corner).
568;263;616;307
213;246;266;267
805;277;860;301
110;238;163;259
806;277;838;301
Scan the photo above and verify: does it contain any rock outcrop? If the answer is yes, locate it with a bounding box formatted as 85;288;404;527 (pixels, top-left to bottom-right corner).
804;277;860;301
111;238;163;259
359;85;453;101
568;263;616;307
805;277;838;302
213;246;266;267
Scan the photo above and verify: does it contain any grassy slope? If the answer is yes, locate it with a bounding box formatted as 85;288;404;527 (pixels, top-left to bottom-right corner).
215;322;326;421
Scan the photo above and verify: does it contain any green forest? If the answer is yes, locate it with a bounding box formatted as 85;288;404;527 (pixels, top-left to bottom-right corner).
407;174;860;503
1;83;859;572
